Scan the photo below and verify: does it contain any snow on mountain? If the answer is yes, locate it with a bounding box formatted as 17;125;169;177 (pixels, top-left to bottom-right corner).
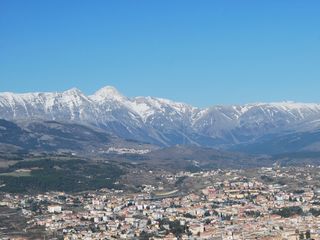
1;86;320;147
89;86;126;102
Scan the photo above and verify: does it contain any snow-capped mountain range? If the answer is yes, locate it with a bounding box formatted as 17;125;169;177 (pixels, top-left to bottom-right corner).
1;86;320;152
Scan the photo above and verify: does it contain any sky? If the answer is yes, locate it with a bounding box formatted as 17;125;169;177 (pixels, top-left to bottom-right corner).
0;1;320;107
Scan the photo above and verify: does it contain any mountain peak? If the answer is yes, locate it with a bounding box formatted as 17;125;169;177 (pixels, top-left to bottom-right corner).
63;87;83;95
90;86;126;101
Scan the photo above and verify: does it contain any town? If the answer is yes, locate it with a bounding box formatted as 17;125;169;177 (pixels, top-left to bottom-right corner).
1;165;320;239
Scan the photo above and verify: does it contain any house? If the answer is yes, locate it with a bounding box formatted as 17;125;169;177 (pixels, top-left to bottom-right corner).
48;205;62;213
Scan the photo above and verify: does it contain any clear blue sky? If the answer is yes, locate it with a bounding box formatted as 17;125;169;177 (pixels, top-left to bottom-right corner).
0;1;320;107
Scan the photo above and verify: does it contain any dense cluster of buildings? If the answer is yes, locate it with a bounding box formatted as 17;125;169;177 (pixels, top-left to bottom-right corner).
1;167;320;239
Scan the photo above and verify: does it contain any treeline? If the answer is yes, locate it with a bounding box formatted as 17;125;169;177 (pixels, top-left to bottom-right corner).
273;206;320;218
0;159;124;193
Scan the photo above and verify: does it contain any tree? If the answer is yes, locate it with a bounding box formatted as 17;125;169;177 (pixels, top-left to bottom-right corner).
204;210;210;217
139;231;151;240
309;208;320;217
273;206;303;218
169;220;186;237
306;230;311;239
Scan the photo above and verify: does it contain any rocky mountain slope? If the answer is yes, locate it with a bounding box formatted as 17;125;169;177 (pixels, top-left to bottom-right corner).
1;86;320;153
0;119;154;157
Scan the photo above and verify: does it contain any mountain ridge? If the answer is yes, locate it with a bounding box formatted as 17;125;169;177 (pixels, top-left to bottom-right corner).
1;86;320;151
